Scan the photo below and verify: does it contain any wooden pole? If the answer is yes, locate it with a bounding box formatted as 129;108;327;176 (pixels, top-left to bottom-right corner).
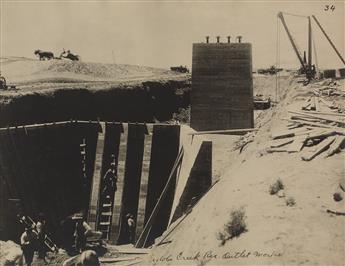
312;15;345;65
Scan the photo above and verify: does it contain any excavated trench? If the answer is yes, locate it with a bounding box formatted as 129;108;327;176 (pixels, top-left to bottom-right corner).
0;79;212;250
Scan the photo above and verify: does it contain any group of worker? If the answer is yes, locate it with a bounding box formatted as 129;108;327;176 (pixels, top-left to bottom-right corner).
19;155;136;265
20;213;48;266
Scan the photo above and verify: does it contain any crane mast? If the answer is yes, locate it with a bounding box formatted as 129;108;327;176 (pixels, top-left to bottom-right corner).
277;12;306;71
308;16;312;71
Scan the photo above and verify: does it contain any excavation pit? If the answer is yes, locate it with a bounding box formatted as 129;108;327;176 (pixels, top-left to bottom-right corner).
0;121;212;249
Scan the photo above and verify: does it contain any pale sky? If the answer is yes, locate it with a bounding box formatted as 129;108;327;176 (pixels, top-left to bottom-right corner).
1;1;344;69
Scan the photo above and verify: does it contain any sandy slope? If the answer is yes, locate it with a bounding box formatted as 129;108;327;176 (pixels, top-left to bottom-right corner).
145;76;345;266
0;56;186;85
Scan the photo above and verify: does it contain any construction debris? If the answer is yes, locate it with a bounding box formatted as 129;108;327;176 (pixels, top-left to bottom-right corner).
268;81;345;160
301;136;336;161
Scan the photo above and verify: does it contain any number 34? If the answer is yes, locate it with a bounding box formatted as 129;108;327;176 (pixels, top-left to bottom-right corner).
324;5;335;11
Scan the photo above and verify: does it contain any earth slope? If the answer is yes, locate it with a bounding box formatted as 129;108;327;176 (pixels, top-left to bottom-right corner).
145;76;345;266
0;56;187;90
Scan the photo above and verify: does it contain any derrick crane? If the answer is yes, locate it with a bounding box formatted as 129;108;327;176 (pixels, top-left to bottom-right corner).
278;12;316;81
277;12;307;72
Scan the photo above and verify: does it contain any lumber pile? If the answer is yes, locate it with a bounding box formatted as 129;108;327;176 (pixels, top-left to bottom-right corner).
301;95;342;112
269;104;345;160
310;79;345;98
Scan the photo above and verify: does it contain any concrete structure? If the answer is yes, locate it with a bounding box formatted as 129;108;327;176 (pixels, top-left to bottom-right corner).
191;41;254;131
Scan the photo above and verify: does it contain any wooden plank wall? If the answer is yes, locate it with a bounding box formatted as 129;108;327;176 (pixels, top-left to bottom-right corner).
109;124;128;243
117;124;147;244
143;125;180;247
0;122;186;248
0;123;98;243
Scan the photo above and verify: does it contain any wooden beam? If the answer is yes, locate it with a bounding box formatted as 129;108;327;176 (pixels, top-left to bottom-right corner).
88;122;106;229
271;128;316;140
299;109;345;117
0;121;180;133
289;110;345;125
270;138;294;148
267;148;288;153
188;128;258;136
287;119;343;130
291;116;323;123
301;136;336;161
302;97;311;110
287;136;306;153
319;99;337;110
304;130;336;141
325;136;345;157
315;97;321;112
310;97;316;111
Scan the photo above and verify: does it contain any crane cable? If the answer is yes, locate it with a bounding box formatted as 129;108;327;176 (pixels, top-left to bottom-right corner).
275;14;281;102
281;12;309;19
312;30;319;76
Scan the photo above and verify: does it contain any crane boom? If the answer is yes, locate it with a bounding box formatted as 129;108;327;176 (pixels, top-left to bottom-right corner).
278;12;306;71
312;15;345;65
308;16;312;70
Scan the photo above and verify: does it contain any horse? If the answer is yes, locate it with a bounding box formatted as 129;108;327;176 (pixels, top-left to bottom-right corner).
34;50;54;60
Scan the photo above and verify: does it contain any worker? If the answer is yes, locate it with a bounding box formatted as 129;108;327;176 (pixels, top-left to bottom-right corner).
101;155;118;201
126;213;135;244
73;213;102;253
36;213;47;262
20;227;36;266
73;216;88;253
311;64;316;78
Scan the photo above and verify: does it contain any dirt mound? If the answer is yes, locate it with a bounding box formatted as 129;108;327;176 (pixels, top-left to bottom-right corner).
0;56;185;84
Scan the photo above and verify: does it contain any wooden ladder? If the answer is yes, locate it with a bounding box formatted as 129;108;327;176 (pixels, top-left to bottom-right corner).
97;196;113;239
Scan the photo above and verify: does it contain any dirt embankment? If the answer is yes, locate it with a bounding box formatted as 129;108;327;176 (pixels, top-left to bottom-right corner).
0;56;185;84
145;76;345;266
0;57;190;127
0;80;190;128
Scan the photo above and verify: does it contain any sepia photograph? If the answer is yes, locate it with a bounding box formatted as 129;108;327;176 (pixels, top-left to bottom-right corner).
0;0;344;265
